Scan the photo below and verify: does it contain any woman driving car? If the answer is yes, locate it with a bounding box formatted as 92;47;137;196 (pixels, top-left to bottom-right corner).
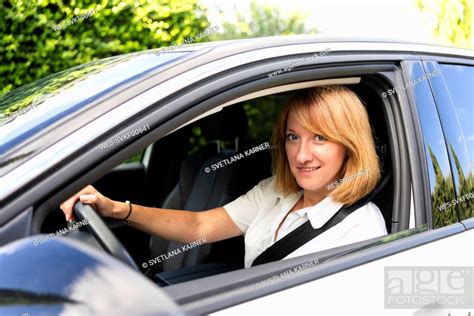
60;85;387;268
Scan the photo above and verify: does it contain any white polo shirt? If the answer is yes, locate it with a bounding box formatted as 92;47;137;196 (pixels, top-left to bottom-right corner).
223;176;388;268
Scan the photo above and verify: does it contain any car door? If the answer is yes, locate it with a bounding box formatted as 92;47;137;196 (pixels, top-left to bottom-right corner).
165;56;472;315
205;56;474;316
2;40;471;315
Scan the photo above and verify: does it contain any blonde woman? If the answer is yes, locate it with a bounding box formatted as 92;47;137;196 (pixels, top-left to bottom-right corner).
61;85;387;268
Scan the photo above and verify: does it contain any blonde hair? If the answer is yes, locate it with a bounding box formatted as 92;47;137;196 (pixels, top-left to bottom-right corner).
271;85;381;205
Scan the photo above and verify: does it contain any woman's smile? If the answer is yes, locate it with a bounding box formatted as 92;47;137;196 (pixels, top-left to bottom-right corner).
296;165;321;174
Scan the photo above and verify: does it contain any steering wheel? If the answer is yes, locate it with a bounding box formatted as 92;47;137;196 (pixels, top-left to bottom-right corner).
74;201;139;271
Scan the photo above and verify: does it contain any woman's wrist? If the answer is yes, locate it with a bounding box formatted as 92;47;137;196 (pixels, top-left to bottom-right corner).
112;200;129;219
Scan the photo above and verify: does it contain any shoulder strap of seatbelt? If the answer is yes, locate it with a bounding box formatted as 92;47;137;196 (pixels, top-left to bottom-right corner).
251;172;392;267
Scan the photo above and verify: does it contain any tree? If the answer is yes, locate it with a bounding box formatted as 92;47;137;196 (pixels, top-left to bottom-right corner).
449;143;474;219
428;145;457;228
210;0;317;40
417;0;472;48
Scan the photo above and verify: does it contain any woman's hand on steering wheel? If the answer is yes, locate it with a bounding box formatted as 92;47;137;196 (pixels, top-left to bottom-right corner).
60;185;116;222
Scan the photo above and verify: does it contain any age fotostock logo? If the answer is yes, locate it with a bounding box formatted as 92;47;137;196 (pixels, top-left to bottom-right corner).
384;266;473;309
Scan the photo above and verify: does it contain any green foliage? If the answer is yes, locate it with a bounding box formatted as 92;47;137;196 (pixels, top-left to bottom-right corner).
449;143;474;220
417;0;472;48
210;0;316;40
0;0;210;96
430;144;474;228
243;95;285;143
429;145;457;228
124;151;144;163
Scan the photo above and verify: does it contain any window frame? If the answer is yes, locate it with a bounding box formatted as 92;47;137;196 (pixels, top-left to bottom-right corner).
137;65;412;312
158;65;413;311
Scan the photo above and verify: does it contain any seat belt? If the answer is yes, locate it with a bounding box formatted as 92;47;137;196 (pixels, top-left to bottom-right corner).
251;172;392;267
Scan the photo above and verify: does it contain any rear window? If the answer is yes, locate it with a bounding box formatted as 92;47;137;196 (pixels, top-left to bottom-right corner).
437;64;474;220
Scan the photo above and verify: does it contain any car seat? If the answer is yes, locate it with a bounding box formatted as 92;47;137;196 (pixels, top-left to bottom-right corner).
147;105;251;274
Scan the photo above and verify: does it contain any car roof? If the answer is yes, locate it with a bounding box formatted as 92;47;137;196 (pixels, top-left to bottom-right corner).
173;34;474;58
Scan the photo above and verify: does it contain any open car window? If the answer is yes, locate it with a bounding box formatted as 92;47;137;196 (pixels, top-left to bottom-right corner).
138;83;396;285
44;76;405;287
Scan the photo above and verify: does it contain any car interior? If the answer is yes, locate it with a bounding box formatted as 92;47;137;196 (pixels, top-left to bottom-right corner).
39;78;395;286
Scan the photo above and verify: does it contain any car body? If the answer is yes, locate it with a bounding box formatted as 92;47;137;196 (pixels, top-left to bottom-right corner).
0;35;473;315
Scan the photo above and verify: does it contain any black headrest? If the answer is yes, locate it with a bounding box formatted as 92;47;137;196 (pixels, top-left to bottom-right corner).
199;105;248;141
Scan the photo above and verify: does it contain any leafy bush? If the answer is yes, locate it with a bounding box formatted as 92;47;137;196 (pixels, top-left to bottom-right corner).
0;0;210;96
429;144;474;228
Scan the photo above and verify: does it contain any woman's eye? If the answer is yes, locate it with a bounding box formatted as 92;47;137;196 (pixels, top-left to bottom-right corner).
314;134;327;142
286;134;298;141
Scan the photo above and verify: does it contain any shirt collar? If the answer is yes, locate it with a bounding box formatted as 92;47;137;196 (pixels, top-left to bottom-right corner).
296;195;344;229
272;176;344;229
277;190;302;214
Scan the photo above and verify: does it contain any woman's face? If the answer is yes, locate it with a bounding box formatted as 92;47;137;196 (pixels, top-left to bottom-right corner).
285;110;347;194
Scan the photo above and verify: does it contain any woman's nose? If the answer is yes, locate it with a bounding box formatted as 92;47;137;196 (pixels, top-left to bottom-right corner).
296;142;312;164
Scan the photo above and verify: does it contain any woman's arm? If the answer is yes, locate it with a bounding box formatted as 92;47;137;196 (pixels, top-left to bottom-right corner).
114;202;243;243
60;185;243;244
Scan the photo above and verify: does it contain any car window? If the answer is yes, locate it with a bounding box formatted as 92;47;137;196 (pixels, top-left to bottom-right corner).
0;52;187;156
424;62;474;221
410;62;458;228
79;95;285;278
138;80;400;282
37;73;407;297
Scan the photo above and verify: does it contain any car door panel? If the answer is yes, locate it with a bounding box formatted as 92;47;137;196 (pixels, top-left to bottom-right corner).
213;226;472;315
